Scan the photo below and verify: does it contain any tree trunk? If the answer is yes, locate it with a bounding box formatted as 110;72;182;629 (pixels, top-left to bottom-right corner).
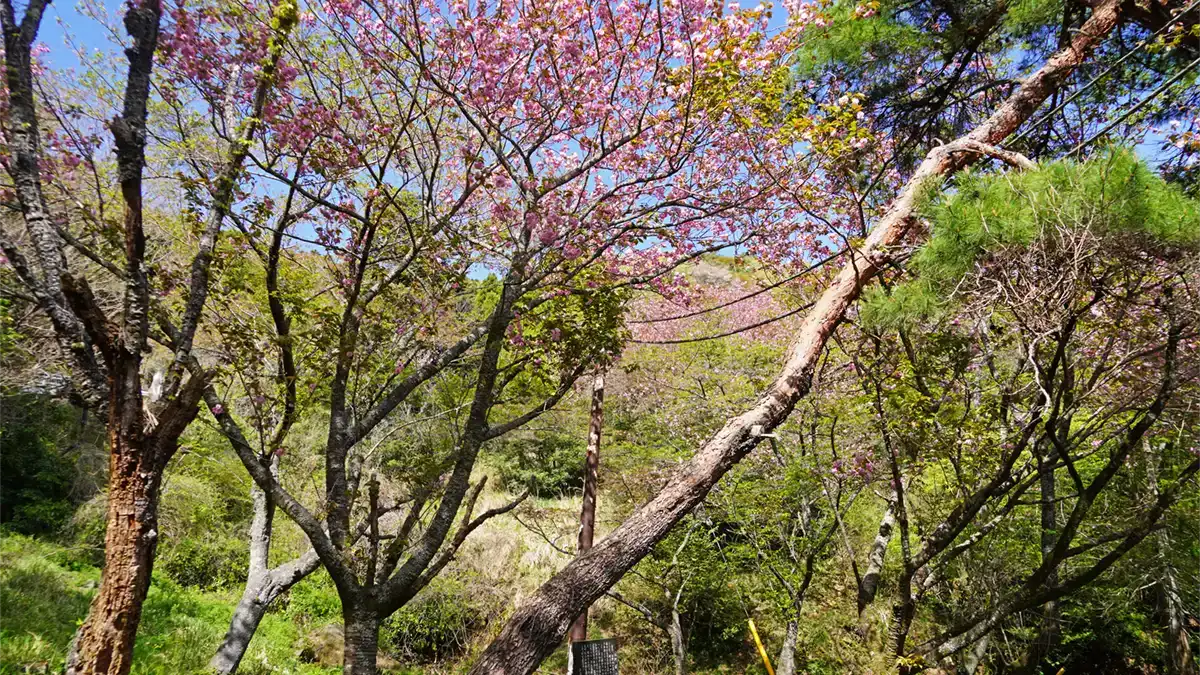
211;583;273;675
858;498;897;616
212;464;275;674
210;556;321;675
211;580;277;675
668;608;687;675
1019;462;1060;674
776;619;800;675
1159;555;1197;675
65;428;161;675
569;370;605;644
1148;446;1197;675
343;602;381;675
61;355;202;675
466;4;1124;671
962;633;990;675
211;461;320;675
889;568;917;669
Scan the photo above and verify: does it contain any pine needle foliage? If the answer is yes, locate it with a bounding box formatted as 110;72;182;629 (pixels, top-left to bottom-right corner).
863;148;1200;328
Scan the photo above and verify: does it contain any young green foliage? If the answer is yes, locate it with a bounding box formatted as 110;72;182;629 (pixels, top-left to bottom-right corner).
863;149;1200;329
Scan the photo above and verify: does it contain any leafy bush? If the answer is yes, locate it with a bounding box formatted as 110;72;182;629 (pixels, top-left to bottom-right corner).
0;394;104;536
285;568;343;623
156;537;248;590
152;446;255;588
491;432;585;497
380;576;496;662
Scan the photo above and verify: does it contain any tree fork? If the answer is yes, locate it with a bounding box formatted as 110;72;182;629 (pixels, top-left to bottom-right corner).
467;2;1124;672
210;456;320;675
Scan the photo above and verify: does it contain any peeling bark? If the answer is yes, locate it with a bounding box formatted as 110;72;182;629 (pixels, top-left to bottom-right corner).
65;433;161;675
63;366;206;675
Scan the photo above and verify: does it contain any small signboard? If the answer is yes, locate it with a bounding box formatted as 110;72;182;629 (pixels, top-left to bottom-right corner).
569;638;619;675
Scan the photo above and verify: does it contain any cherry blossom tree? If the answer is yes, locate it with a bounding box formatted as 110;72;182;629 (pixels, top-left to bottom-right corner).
173;0;841;670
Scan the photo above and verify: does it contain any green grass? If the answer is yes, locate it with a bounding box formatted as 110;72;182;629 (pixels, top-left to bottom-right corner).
0;533;338;675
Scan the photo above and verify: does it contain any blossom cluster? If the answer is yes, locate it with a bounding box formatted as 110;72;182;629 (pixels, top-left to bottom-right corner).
155;0;867;285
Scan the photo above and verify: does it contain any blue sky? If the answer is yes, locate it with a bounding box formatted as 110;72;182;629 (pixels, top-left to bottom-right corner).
39;0;116;69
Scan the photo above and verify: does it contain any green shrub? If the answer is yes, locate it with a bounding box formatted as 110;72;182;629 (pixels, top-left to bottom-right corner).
0;393;104;536
491;432;585;497
285;569;343;623
151;465;255;590
156;536;248;590
380;576;496;662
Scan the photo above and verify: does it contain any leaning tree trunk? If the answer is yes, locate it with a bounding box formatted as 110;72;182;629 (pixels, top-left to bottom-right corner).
210;555;320;675
212;468;275;674
343;599;382;675
776;619;800;675
211;469;320;675
466;4;1124;672
66;380;162;675
211;580;279;675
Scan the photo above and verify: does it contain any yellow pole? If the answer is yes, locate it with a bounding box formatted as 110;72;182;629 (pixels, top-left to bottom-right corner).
748;619;775;675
